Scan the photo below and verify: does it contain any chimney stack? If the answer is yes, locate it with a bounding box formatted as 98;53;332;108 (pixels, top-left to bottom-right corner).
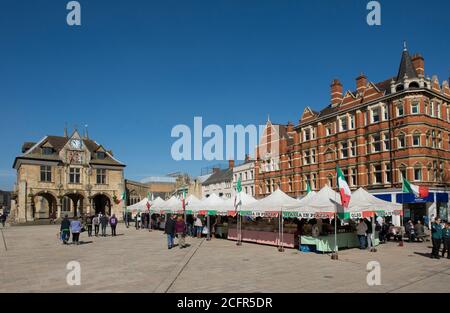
356;73;367;95
411;53;425;77
228;160;234;169
287;121;293;133
330;79;343;107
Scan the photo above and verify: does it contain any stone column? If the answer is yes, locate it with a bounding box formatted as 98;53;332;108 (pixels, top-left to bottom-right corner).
56;198;62;219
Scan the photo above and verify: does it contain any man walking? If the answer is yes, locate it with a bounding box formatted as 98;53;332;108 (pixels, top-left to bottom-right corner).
60;214;71;244
110;214;118;236
431;218;443;259
441;222;450;259
100;214;109;237
93;215;100;237
164;214;176;249
356;219;368;249
70;216;82;245
85;215;93;237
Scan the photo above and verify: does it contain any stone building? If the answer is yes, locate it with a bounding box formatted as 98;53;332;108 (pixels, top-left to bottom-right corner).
255;45;450;222
202;160;235;199
11;130;126;222
125;177;176;204
232;155;255;196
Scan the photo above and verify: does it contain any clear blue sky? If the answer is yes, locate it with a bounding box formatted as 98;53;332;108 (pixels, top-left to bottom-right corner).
0;0;449;190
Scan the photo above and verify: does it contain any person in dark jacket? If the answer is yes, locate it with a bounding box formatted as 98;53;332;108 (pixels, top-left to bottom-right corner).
175;216;187;248
60;214;71;244
85;215;93;237
164;214;176;249
441;222;450;259
109;214;118;236
100;214;109;237
430;218;443;259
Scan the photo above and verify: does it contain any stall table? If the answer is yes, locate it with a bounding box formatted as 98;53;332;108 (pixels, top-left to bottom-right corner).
228;228;298;248
300;232;379;252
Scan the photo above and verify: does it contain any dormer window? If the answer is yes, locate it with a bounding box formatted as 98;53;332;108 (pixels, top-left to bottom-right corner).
96;152;106;159
42;147;53;155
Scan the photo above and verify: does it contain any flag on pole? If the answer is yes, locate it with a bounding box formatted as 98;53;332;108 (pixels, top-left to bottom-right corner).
234;177;242;211
402;175;429;198
306;182;312;194
181;190;186;210
146;192;151;210
337;165;351;208
115;191;126;204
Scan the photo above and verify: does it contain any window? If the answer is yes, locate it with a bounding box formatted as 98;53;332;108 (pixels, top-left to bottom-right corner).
371;133;381;153
349;168;357;186
349;140;357;157
411;101;419;114
437;103;441;119
397;103;404;117
40;166;52;182
42;147;53;155
304;175;310;191
69;167;81;184
383;105;388;120
311;173;317;190
383;132;390;151
371;107;380;123
304;128;313;141
326;125;333;136
303;150;310;165
96;152;106;159
414;165;422;181
339;116;347;131
327;175;333;188
438;131;442;149
412;132;421;146
398;134;406;149
349;114;355;129
373;164;382;184
96;169;106;184
310;149;316;164
340;142;348;159
430;101;435;117
385;163;391;183
399;165;407;181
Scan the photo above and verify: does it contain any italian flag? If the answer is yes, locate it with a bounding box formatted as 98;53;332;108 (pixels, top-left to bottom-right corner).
146;192;151;210
115;191;126;204
181;190;186;210
234;177;242;211
337;166;351;208
402;176;429;198
306;182;312;194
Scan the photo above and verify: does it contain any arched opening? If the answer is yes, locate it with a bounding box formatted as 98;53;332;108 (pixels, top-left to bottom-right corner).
33;192;58;220
63;193;85;217
92;194;112;216
409;81;420;88
396;84;404;92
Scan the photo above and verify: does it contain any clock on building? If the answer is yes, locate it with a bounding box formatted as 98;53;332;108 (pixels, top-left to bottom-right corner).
70;139;82;149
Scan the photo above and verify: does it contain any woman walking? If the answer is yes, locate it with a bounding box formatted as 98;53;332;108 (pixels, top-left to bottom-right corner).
194;215;203;238
93;215;100;237
70;216;82;245
175;216;187;248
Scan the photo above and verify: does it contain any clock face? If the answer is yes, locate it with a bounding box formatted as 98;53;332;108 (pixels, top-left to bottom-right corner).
70;139;82;149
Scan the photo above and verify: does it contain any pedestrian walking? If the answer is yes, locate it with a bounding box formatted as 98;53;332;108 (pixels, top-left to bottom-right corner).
175;216;187;248
93;215;100;236
110;214;118;236
356;219;368;249
70;216;82;245
60;214;71;244
135;213;141;230
431;218;443;259
100;214;109;237
194;215;203;238
441;222;450;259
86;215;93;237
164;214;176;249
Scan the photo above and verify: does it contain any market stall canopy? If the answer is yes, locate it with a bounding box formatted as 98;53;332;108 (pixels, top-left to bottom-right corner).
347;188;402;217
125;197;149;213
240;189;302;216
290;185;343;218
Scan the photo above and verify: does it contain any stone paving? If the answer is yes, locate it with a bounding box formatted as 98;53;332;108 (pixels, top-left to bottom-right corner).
0;224;449;293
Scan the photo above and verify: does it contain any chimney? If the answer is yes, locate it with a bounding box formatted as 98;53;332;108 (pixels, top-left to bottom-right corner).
228;160;234;169
287;121;293;133
330;79;343;107
356;73;367;95
411;53;425;77
64;123;68;138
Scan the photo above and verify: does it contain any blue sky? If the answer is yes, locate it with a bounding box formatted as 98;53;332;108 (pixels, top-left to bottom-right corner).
0;0;449;190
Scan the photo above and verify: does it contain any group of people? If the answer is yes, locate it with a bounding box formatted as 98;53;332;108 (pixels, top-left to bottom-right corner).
59;213;119;245
163;214;209;249
0;212;7;227
430;218;450;259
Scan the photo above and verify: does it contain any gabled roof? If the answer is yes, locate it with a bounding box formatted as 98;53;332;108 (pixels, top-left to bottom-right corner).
202;168;233;186
13;135;125;168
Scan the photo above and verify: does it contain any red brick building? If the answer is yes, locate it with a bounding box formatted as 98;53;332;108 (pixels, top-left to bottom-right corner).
255;46;450;222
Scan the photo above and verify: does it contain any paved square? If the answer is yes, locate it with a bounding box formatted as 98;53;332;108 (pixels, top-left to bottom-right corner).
1;225;449;293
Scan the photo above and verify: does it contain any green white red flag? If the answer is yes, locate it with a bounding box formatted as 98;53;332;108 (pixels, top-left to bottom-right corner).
402;176;429;198
181;190;186;210
337;165;351;208
146;192;151;210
